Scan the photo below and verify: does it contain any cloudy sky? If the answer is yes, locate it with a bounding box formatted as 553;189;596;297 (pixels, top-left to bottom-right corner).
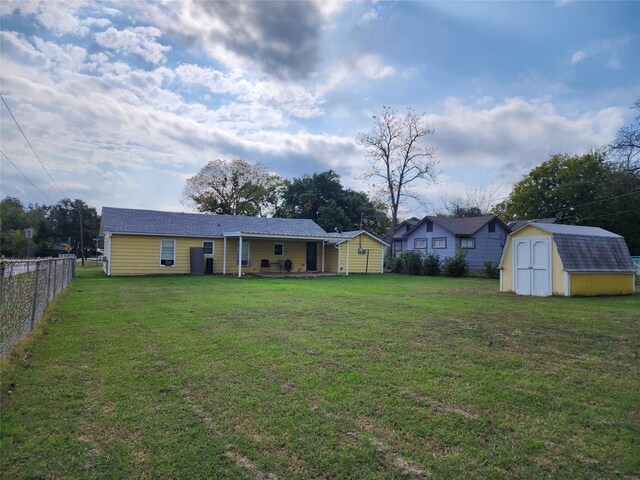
1;0;639;217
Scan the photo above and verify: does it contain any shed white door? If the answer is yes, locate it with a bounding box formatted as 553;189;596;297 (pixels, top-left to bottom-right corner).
513;237;551;296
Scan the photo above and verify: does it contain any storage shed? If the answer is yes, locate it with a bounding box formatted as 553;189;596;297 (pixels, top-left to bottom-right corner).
499;223;635;296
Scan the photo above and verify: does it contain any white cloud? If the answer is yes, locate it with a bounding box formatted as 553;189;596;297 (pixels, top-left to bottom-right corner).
569;37;631;69
355;53;395;79
361;8;378;22
0;0;111;36
571;50;587;65
319;53;395;94
430;97;625;183
95;26;171;64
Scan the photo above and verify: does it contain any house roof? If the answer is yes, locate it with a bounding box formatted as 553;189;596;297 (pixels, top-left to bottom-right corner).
503;223;634;273
405;215;507;238
325;230;390;247
392;219;419;240
101;207;329;238
507;218;558;233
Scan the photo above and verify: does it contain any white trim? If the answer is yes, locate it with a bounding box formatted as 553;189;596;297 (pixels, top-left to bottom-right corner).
321;241;325;273
335;243;341;273
159;239;176;267
499;269;503;292
106;233;112;276
223;231;336;241
345;240;350;276
381;246;386;273
202;240;214;256
223;237;227;275
564;271;571;297
238;236;242;278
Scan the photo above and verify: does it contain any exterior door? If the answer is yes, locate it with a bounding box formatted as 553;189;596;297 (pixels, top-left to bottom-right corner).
306;242;317;271
513;237;551;296
514;239;531;295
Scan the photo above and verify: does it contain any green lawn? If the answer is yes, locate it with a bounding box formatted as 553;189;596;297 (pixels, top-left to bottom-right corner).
1;268;638;479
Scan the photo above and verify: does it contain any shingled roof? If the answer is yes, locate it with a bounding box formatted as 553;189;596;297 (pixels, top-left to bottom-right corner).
507;218;559;233
325;230;390;246
523;224;634;273
405;215;506;237
101;207;329;238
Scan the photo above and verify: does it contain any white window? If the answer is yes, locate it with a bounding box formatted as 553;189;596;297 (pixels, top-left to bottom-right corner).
274;243;284;256
237;241;250;266
460;237;475;249
160;239;176;266
203;241;214;255
414;238;427;249
432;237;446;249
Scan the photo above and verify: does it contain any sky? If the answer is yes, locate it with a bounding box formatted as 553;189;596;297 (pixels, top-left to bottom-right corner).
1;0;639;219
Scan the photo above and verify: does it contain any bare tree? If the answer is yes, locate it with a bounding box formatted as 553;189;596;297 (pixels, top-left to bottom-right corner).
357;106;437;249
440;185;502;218
608;98;639;172
183;159;282;216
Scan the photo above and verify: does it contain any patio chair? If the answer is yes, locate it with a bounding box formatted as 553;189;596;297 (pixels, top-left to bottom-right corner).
260;259;271;272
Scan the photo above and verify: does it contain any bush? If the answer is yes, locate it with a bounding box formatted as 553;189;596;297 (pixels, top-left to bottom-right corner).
399;250;423;275
385;254;403;273
423;252;441;276
443;249;468;277
483;260;499;279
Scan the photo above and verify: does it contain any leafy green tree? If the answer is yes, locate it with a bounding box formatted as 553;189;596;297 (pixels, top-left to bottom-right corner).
0;197;100;258
183;158;282;216
277;170;390;234
497;151;640;254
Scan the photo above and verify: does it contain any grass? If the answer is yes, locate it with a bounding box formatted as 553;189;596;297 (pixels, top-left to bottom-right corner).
1;267;638;479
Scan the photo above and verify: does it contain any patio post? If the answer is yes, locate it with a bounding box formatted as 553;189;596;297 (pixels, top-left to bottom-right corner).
321;241;325;273
223;237;227;275
345;240;350;276
238;236;242;278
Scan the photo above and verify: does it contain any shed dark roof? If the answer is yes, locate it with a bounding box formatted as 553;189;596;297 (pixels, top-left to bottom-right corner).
553;234;634;272
507;218;558;233
101;207;328;238
406;215;506;237
523;223;633;273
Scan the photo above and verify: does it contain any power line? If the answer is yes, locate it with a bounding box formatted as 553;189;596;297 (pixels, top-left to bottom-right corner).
578;209;639;222
0;93;67;199
531;188;640;218
0;150;55;203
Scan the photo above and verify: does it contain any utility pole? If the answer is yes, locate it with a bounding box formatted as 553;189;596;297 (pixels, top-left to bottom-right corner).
68;206;85;266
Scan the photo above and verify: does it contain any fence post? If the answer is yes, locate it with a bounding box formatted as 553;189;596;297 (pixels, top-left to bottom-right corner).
46;260;51;302
30;262;40;330
53;260;58;296
0;263;5;305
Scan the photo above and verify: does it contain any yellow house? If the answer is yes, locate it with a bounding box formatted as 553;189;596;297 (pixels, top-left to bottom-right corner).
499;223;635;296
100;207;388;277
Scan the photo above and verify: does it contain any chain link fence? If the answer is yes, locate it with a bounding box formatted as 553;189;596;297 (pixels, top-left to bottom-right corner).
0;257;76;357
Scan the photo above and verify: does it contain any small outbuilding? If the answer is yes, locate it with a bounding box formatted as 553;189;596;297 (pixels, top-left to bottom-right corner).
499;223;635;296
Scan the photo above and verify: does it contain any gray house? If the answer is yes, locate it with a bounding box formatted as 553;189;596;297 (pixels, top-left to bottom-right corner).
394;215;510;270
